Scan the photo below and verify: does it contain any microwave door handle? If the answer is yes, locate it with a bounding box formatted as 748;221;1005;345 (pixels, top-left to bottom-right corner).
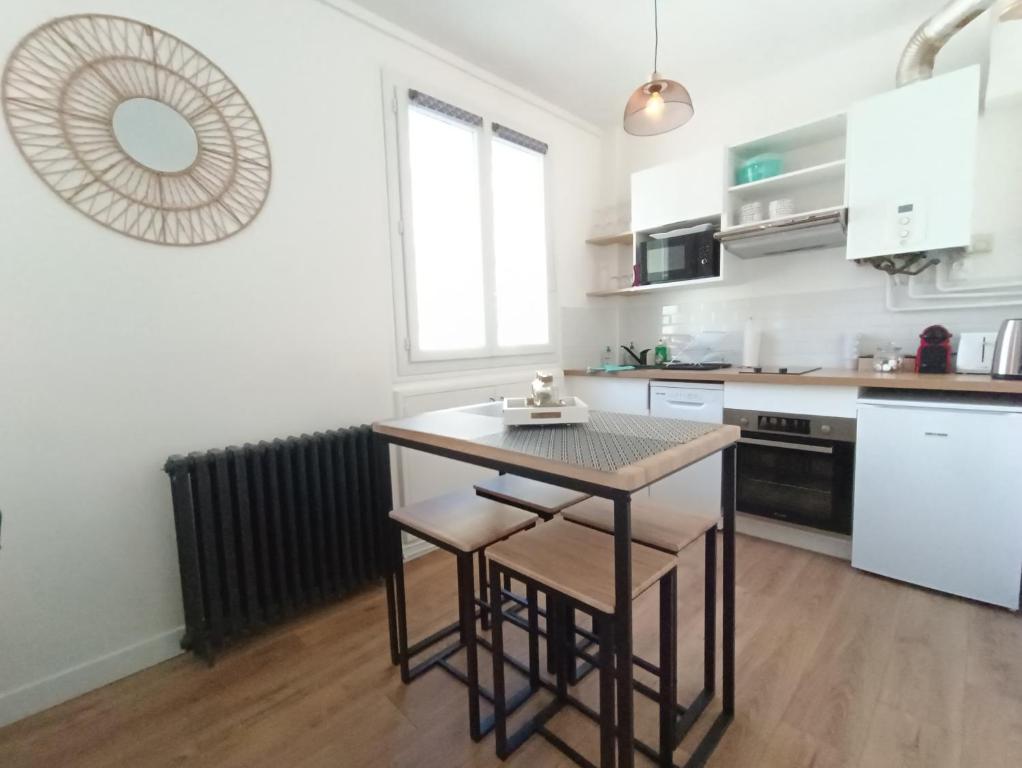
739;437;834;454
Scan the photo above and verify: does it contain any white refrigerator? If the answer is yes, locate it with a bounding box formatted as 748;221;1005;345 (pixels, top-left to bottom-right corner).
853;394;1022;609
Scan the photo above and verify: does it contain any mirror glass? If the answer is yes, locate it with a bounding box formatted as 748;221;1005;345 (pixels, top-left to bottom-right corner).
112;98;198;173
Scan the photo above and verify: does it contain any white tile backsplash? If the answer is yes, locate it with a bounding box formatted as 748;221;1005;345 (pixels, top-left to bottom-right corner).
613;286;1016;368
560;305;619;369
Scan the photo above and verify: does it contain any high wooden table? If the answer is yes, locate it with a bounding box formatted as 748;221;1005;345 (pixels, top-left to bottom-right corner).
373;403;740;767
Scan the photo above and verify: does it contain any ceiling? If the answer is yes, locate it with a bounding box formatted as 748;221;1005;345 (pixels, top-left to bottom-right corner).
350;0;941;126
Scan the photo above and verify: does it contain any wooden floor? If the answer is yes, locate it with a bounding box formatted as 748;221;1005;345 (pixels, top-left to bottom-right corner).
3;534;1021;767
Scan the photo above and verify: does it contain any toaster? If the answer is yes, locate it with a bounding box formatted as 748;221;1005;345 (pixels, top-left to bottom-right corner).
956;331;998;374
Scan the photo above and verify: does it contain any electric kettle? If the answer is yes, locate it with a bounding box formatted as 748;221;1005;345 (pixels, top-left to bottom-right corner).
990;319;1022;379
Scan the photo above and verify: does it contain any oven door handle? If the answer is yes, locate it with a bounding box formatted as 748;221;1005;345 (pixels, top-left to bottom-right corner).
738;437;834;454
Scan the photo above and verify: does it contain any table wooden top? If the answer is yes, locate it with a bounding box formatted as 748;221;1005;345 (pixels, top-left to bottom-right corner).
373;402;739;493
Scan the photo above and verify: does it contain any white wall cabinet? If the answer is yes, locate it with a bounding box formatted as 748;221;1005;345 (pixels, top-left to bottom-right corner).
846;65;979;260
563;376;649;415
630;147;723;233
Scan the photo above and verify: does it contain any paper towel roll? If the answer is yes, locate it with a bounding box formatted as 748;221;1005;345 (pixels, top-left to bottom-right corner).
742;317;761;368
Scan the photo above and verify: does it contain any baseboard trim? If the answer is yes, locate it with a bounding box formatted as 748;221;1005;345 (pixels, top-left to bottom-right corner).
0;627;185;728
736;512;852;560
402;536;436;562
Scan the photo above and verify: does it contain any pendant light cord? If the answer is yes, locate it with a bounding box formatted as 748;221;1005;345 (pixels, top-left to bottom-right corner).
653;0;659;73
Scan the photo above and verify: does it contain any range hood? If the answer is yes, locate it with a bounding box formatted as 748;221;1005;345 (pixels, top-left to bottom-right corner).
715;207;847;259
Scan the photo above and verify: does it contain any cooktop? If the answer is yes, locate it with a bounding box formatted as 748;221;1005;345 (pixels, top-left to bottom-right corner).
737;366;822;375
662;362;733;371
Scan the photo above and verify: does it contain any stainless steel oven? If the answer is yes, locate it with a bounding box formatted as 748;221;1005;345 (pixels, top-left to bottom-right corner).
723;409;856;534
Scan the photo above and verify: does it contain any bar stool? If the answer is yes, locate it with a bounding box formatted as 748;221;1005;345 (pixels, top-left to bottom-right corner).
563;496;718;749
487;517;679;767
474;474;590;520
387;489;538;741
474;474;591;672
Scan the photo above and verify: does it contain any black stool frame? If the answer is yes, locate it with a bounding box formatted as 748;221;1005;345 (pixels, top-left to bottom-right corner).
386;518;538;741
562;523;720;753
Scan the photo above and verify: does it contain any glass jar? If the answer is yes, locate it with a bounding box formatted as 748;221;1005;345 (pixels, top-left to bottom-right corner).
873;344;904;373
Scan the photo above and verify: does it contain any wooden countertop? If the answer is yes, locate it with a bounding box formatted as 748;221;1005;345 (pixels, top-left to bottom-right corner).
563;367;1022;394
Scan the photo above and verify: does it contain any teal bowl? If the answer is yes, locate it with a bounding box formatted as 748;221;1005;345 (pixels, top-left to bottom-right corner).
736;153;783;185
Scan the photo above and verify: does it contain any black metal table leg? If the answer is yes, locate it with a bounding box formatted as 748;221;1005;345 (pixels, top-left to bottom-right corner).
564;606;579;685
527;584;541;692
489;560;509;759
722;444;736;716
659;569;678;767
546;595;560;675
704;527;717;695
457;553;482;741
385;567;399;667
613;494;634;768
477;549;490;631
597;616;616;768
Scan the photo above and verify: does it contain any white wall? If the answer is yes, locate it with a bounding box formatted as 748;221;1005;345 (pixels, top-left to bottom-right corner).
0;0;601;726
558;16;1022;370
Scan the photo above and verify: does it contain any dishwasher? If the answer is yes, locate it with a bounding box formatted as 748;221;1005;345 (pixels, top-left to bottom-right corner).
852;390;1022;609
649;382;723;520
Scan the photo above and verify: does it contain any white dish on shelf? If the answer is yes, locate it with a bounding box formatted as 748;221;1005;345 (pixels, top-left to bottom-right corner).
502;396;590;426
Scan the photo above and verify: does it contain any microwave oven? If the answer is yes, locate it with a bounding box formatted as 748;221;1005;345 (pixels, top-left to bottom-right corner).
636;222;720;285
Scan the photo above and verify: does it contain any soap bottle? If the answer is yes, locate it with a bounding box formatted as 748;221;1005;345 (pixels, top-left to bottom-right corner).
600;345;613;367
654;337;669;365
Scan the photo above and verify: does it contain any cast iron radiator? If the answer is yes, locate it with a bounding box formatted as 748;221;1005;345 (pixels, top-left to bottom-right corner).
164;426;392;661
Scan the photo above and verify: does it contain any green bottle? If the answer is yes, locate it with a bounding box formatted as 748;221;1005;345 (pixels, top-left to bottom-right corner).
654;337;669;365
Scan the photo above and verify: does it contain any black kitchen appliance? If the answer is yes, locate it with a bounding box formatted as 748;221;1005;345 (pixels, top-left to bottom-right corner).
636;221;720;286
724;408;856;534
915;324;953;373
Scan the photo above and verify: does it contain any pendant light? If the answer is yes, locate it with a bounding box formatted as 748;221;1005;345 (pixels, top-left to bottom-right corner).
623;0;693;136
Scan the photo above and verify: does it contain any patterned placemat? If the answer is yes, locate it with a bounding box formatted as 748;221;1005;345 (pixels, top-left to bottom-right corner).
474;411;720;473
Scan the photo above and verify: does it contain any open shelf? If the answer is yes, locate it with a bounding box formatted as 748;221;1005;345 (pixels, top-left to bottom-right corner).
718;204;847;236
586;275;723;297
728;159;845;197
731;113;846;157
585;232;632;246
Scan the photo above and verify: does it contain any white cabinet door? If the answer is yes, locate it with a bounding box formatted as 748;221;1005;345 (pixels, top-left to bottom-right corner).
846;66;979;260
564;376;648;415
649;384;723;520
631;147;723;233
852;403;1022;608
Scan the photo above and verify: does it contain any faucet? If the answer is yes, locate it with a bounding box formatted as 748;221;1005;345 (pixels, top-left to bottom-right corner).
620;345;651;366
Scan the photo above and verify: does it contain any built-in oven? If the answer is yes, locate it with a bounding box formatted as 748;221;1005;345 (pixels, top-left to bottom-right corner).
723;409;856;534
636;222;720;285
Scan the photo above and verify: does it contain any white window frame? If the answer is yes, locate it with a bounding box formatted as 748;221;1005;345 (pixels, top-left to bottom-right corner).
382;74;557;372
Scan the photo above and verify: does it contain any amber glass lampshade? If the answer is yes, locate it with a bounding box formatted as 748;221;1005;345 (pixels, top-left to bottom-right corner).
623;72;694;136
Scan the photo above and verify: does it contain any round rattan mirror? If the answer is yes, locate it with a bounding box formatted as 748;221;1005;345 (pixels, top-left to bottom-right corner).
2;14;271;246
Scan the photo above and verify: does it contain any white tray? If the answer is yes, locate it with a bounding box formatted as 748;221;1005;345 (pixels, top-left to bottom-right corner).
502;396;590;426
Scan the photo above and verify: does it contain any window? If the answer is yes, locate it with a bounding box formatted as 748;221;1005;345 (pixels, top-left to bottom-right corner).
394;87;552;362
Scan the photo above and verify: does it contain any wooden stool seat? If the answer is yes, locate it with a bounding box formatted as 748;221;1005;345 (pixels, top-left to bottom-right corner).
474;474;589;518
390;490;537;554
562;497;716;554
486;517;675;614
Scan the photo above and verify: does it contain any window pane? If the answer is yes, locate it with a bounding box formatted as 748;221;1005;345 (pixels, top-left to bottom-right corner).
492;138;549;347
408;106;486;352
